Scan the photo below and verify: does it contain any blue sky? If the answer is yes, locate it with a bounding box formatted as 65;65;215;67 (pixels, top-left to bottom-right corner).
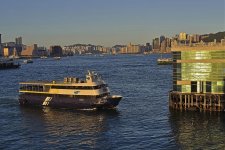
0;0;224;47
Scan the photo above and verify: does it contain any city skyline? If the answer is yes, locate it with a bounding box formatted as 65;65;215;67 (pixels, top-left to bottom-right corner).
0;0;224;47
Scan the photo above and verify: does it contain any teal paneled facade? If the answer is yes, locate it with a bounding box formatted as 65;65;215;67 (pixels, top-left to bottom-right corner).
173;50;225;94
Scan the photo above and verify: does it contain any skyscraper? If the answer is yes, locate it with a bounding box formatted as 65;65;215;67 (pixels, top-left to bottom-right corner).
160;35;165;44
15;37;22;45
152;38;160;50
50;45;63;57
179;32;187;41
15;36;23;55
160;40;167;52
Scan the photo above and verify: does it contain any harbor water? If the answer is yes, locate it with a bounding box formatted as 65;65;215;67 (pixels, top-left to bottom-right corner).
0;54;225;149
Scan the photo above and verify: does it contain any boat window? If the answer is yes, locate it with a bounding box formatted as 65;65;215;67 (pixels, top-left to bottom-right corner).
51;84;108;90
20;85;44;92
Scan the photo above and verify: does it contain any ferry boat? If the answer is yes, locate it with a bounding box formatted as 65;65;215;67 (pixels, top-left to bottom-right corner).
23;59;33;64
0;58;20;69
157;58;173;65
53;57;61;60
157;53;173;65
40;56;48;59
9;55;20;59
19;71;122;109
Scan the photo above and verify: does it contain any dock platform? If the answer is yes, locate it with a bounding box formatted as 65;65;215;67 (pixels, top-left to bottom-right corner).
169;91;225;111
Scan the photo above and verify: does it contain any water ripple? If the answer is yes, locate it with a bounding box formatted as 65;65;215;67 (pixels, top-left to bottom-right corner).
0;54;224;149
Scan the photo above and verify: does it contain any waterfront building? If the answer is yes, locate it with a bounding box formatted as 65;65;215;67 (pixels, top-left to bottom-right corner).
36;47;48;56
50;45;63;57
179;32;187;41
187;34;193;43
112;45;126;54
146;43;150;47
15;46;23;56
160;40;167;52
201;34;209;40
187;34;201;44
127;43;142;54
160;36;165;44
119;43;143;54
166;38;171;47
15;37;23;55
15;37;22;45
166;38;172;53
2;47;18;57
120;47;128;54
192;34;200;43
95;45;104;53
63;44;103;55
2;39;23;56
96;46;110;54
105;47;112;54
3;47;11;57
169;39;225;111
2;42;16;47
111;47;119;54
152;38;160;52
21;44;38;57
222;39;225;46
157;37;171;53
145;43;152;52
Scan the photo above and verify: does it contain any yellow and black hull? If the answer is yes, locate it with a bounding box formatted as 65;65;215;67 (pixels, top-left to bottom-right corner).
19;93;122;109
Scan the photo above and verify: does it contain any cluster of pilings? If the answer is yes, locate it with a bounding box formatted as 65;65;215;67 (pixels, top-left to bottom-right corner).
169;91;225;111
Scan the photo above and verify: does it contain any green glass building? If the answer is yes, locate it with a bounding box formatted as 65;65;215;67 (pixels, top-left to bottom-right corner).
169;42;225;111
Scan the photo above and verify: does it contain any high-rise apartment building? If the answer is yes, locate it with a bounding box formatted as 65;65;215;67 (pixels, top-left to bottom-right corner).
160;40;167;52
50;45;63;57
160;36;165;44
192;34;200;43
179;32;187;41
152;38;160;50
15;37;22;45
119;43;143;54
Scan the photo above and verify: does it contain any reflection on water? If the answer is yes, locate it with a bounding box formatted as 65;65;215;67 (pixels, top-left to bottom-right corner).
169;109;225;149
19;107;120;149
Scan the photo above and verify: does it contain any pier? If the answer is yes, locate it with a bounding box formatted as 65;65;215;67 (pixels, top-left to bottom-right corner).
169;40;225;111
169;92;225;111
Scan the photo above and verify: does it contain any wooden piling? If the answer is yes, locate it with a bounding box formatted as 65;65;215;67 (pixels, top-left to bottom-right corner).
180;94;182;110
169;91;225;112
184;95;187;110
